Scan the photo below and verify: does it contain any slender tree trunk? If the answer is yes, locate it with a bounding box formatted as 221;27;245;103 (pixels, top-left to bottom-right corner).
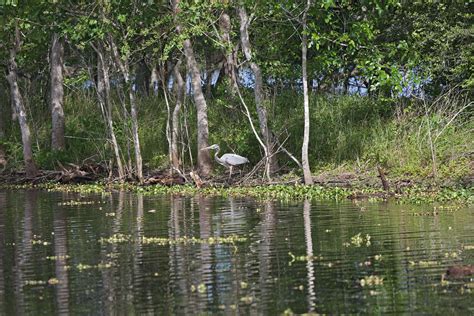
219;12;239;95
6;25;38;177
172;0;212;176
238;6;278;177
50;33;66;151
172;60;184;170
109;36;144;183
302;1;313;184
95;45;125;180
150;65;159;96
128;79;144;182
160;64;173;172
0;90;6;170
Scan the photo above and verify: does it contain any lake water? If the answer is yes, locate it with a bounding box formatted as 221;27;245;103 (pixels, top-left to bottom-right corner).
0;189;473;315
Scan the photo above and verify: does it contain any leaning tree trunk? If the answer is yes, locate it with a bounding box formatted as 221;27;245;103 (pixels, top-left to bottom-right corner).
109;36;144;183
301;0;313;184
50;33;66;151
172;0;212;176
183;41;212;176
171;60;185;170
238;6;278;177
6;26;38;178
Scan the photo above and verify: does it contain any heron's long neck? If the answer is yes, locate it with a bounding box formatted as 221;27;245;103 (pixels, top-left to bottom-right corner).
214;148;224;165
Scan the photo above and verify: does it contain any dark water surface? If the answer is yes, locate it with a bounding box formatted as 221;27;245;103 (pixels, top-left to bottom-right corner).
0;190;473;315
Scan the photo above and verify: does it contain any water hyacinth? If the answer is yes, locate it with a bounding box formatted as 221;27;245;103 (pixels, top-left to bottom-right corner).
2;182;471;205
99;233;247;246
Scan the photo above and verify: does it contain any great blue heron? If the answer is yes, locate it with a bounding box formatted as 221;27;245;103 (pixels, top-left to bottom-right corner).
202;144;249;180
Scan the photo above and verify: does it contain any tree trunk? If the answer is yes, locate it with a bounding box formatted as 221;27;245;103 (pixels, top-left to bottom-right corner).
0;90;6;170
109;36;144;183
129;80;144;182
172;0;212;176
205;65;213;100
95;44;125;180
238;6;278;177
301;1;313;185
135;60;150;96
50;33;66;151
160;64;173;173
219;12;238;95
172;60;184;170
150;65;159;96
184;41;212;176
6;25;38;178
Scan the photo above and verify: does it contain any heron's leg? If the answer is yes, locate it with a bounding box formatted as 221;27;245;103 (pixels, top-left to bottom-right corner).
228;166;233;181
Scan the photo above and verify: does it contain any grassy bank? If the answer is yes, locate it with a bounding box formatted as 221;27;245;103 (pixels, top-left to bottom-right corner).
1;90;472;187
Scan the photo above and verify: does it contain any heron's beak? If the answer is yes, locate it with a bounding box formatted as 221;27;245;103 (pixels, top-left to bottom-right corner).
201;146;212;151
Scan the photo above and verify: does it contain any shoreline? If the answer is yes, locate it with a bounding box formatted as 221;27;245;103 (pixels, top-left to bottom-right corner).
1;171;472;205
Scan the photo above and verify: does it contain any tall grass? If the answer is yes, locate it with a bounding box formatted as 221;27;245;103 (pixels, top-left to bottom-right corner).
363;92;473;182
2;87;472;184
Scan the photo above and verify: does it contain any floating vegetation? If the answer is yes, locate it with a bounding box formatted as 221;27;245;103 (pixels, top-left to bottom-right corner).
288;252;324;266
411;211;439;216
435;205;462;211
76;262;114;271
240;296;254;304
444;252;459;259
24;280;47;286
58;200;98;206
360;275;384;287
398;187;474;205
374;254;383;261
344;233;371;247
190;283;207;294
47;278;59;285
3;182;472;205
197;283;206;293
409;260;439;267
31;239;51;246
99;233;131;244
99;233;247;246
46;255;70;261
295;285;304;291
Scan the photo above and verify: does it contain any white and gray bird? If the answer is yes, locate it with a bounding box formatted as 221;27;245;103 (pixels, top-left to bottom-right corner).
202;144;249;180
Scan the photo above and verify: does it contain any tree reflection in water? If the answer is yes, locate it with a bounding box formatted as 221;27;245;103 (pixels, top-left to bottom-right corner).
0;190;473;315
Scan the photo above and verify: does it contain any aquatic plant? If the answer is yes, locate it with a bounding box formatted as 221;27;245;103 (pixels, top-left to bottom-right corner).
1;181;472;205
344;233;372;247
99;233;247;247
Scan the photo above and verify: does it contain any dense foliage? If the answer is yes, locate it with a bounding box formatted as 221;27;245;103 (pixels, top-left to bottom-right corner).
0;1;472;184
